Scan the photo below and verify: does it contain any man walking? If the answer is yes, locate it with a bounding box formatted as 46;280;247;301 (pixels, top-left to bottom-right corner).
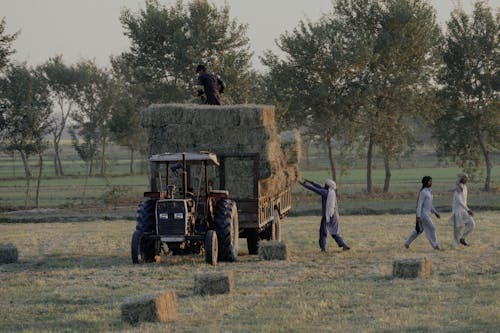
299;179;350;252
196;64;223;105
404;176;441;250
449;173;475;247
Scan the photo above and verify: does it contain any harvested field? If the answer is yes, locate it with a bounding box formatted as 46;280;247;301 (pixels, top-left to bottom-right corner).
0;212;499;332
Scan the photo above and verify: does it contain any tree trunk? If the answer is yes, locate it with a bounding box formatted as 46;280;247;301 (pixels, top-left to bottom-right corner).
19;150;32;178
366;136;373;194
24;176;30;209
130;149;135;175
326;137;337;182
100;136;106;175
35;153;43;208
475;119;491;191
383;154;391;193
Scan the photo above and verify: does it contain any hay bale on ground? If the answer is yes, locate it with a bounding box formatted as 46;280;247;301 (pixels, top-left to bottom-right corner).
258;241;289;261
194;271;234;296
121;291;177;324
392;257;432;279
0;243;18;264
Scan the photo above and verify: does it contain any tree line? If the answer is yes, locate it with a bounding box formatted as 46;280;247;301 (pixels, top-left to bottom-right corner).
0;0;498;208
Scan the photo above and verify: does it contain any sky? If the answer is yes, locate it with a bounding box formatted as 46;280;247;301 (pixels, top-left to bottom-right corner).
0;0;493;70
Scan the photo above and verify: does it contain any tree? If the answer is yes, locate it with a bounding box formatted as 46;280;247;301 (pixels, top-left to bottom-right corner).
41;55;81;176
261;6;374;181
109;55;147;174
0;63;52;208
435;1;500;191
119;0;255;104
353;0;441;193
0;18;18;71
71;60;117;176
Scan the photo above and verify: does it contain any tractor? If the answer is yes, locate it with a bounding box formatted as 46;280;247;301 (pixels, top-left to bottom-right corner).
130;152;238;265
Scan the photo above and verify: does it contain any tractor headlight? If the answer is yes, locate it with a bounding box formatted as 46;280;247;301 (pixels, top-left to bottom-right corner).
174;212;184;220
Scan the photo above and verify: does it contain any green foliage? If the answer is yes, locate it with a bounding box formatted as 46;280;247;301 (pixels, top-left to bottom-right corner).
119;0;254;104
70;60;118;175
0;17;18;71
435;1;500;190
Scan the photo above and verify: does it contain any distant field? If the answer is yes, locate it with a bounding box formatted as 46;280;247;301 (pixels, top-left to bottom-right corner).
1;144;499;214
1;213;499;332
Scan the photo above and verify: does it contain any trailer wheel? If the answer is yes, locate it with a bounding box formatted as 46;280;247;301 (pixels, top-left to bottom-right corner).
273;208;281;241
205;230;218;265
214;199;239;262
131;230;157;264
246;229;259;255
261;208;281;241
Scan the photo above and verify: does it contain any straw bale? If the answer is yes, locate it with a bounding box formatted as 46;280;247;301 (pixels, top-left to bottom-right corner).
392;257;432;279
121;291;177;324
193;271;234;296
0;243;18;264
280;130;302;165
258;241;289;261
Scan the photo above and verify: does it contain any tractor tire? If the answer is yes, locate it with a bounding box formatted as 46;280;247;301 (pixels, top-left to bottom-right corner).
135;200;156;232
204;230;218;266
246;229;259;255
214;199;239;262
131;230;157;264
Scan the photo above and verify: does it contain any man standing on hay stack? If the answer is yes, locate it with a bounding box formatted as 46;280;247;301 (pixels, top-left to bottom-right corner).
196;64;224;105
449;173;475;248
300;179;351;252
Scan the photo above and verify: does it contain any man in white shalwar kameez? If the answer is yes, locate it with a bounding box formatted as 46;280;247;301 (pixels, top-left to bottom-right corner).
449;173;475;247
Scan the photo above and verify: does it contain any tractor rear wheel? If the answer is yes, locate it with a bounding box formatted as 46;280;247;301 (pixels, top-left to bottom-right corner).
214;199;239;262
204;230;218;265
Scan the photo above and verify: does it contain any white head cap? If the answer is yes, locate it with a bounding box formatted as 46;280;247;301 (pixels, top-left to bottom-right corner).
325;179;336;190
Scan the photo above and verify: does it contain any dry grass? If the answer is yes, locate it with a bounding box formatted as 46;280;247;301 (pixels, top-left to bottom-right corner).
0;212;499;332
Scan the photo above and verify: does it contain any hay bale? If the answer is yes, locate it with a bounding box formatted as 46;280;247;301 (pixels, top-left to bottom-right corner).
258;241;289;261
121;291;177;324
193;271;234;296
392;257;432;279
0;243;18;264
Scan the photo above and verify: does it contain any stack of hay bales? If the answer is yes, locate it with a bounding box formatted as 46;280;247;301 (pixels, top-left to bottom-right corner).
392;257;432;279
193;271;234;296
143;104;301;199
0;243;18;264
121;291;177;324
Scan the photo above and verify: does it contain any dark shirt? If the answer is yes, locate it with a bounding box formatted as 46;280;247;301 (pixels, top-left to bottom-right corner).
197;72;221;105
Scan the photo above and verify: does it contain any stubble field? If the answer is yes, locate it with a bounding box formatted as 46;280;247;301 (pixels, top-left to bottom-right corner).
1;212;499;332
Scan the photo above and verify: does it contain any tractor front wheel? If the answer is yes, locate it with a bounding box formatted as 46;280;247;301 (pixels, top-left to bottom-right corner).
131;230;157;264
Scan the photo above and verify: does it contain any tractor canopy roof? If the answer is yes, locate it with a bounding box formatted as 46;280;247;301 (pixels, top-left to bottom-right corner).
149;152;219;166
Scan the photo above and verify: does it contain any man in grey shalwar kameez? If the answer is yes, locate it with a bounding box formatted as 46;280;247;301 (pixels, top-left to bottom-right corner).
404;176;441;250
300;179;350;252
449;173;475;247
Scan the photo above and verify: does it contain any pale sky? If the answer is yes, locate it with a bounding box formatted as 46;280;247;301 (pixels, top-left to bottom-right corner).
0;0;492;70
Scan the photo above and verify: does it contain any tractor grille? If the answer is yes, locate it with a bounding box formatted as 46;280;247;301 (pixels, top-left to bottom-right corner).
156;200;187;236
